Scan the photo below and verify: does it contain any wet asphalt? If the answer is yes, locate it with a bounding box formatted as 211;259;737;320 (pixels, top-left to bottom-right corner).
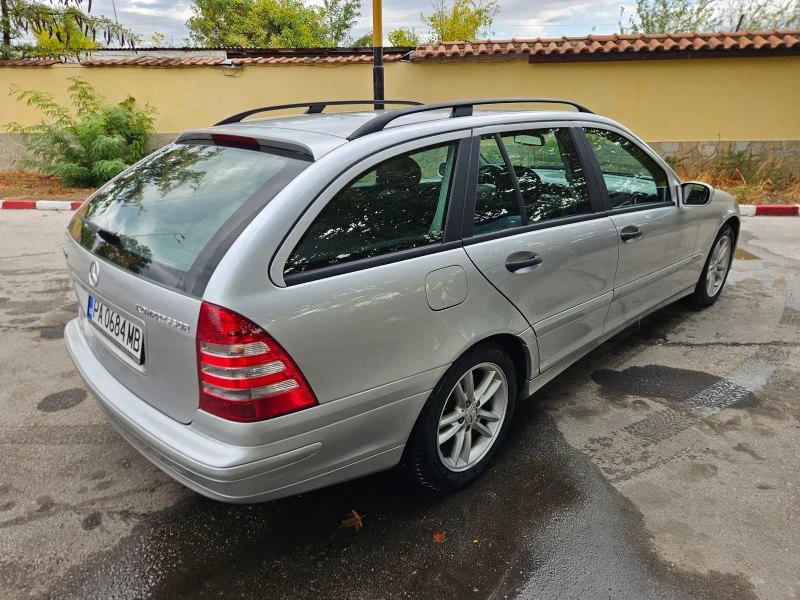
0;212;798;600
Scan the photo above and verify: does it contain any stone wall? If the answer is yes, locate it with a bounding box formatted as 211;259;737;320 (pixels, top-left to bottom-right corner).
649;140;800;176
0;134;26;173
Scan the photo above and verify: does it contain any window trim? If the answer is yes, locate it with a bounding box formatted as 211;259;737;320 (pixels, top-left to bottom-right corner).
283;240;464;285
271;131;470;287
463;211;608;246
462;123;605;239
575;124;677;214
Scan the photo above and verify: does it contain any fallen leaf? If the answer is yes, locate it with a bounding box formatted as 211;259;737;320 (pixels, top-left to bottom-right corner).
340;509;365;531
432;531;446;543
473;539;478;544
273;559;284;568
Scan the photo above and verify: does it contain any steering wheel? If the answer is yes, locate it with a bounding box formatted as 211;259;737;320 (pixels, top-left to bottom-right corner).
515;166;543;190
477;163;505;185
615;191;648;208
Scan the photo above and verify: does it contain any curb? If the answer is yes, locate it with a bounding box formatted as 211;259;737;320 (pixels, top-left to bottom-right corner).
738;204;800;216
1;199;798;216
0;200;83;211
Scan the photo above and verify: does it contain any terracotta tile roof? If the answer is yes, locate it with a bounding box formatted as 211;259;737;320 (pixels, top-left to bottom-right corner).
414;30;800;61
229;53;404;65
0;53;405;67
0;58;62;66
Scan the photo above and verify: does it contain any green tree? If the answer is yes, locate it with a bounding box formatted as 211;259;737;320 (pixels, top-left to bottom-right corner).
149;31;166;46
388;26;421;46
6;77;157;187
321;0;360;46
351;30;372;46
32;16;97;57
421;0;499;43
186;0;329;47
1;0;133;59
618;0;717;33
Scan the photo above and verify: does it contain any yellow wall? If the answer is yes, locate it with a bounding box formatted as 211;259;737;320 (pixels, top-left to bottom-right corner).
1;56;799;141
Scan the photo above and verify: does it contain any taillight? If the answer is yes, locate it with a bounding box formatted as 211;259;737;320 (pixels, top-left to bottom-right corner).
210;133;261;152
196;302;317;422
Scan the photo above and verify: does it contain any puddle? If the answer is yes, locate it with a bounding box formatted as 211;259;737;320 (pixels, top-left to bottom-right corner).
37;389;87;413
734;248;760;260
592;365;722;403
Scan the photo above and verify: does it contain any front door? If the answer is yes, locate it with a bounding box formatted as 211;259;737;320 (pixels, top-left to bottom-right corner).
462;125;618;373
579;126;699;333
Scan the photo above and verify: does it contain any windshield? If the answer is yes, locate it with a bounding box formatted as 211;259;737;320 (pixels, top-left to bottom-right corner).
69;143;310;297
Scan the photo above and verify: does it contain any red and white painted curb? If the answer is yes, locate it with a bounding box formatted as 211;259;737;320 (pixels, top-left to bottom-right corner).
0;200;83;210
1;199;799;216
738;204;800;216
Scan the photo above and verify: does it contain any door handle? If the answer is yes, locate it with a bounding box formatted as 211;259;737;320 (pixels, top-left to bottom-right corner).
505;253;543;272
620;226;643;243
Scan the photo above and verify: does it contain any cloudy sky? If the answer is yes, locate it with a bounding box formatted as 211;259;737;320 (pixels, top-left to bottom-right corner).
95;0;633;47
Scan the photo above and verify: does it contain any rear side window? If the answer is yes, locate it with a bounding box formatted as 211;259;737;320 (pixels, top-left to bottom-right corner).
584;128;670;208
70;143;310;296
284;142;457;276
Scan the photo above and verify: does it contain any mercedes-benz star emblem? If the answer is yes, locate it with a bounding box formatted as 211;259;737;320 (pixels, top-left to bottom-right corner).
89;261;100;287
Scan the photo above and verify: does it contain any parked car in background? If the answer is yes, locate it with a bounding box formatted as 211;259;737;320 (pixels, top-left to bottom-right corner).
63;98;739;502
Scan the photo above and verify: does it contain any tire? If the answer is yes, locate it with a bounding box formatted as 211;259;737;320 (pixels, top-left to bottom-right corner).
404;343;517;492
687;224;734;308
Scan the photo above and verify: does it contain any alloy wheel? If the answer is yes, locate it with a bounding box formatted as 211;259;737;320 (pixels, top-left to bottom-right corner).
706;232;732;297
437;362;508;472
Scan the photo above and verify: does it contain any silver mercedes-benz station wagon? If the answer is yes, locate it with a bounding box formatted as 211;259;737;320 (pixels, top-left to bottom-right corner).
64;98;739;502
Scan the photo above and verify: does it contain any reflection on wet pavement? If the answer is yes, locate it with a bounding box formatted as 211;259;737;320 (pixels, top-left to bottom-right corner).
734;248;759;260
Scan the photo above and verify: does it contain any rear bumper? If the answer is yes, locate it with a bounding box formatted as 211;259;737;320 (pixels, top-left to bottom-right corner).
64;318;429;503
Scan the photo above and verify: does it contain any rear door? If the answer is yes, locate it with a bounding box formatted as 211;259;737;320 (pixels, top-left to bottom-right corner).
462;123;619;373
577;126;699;333
66;141;311;423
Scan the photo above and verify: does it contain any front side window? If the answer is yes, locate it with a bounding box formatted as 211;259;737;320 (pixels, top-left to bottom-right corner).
584;128;670;208
285;142;457;276
500;128;592;222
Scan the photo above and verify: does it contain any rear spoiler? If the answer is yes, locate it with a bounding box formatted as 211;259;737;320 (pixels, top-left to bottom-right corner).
175;129;328;160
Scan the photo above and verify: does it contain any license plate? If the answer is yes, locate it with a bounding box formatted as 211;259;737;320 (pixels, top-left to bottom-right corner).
87;296;144;363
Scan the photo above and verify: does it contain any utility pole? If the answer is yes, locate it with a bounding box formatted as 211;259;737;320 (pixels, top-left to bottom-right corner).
372;0;384;110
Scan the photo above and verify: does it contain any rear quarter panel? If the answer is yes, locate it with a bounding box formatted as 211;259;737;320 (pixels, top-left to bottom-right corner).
217;248;530;405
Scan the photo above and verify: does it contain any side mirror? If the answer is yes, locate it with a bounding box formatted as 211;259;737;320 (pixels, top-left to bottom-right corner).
680;182;714;207
437;161;447;177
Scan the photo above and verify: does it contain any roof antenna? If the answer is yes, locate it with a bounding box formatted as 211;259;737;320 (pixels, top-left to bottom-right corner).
735;13;744;32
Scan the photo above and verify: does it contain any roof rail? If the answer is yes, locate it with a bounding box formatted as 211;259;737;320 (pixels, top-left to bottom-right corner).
346;97;594;140
215;100;423;126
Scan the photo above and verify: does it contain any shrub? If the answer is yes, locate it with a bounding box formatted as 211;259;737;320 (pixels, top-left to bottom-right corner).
6;77;157;187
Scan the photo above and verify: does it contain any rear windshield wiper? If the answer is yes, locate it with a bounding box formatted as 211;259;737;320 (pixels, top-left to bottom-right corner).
79;216;122;246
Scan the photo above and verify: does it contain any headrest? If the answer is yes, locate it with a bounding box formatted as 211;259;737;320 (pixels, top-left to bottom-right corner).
377;155;422;191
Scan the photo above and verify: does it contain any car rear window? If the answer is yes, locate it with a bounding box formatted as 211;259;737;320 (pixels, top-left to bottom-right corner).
69;143;310;297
